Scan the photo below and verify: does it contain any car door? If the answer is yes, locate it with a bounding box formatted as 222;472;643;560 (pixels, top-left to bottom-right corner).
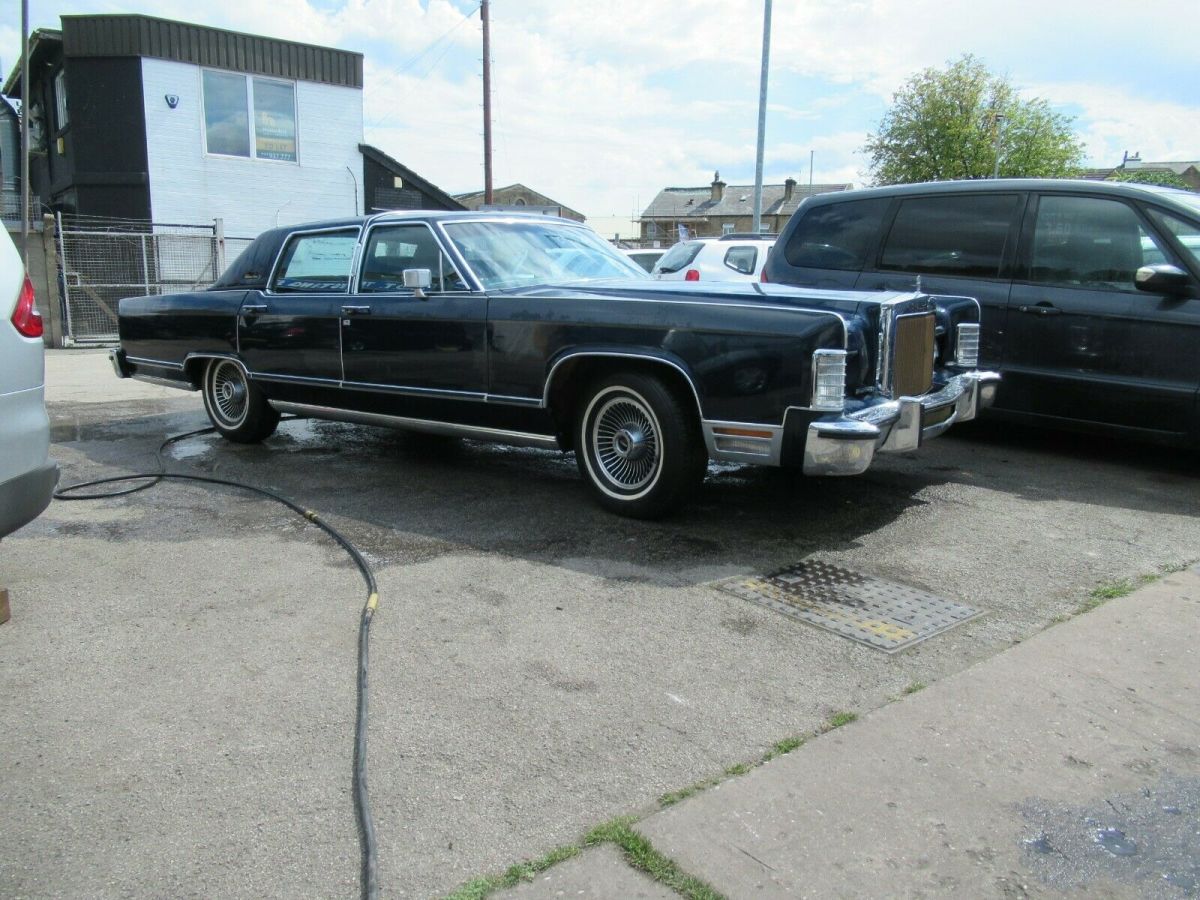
1004;192;1189;434
855;192;1024;370
237;227;357;385
339;221;487;413
1127;204;1200;438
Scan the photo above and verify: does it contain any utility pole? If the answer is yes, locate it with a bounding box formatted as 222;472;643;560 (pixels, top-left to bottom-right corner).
751;0;772;233
20;0;30;256
481;0;493;205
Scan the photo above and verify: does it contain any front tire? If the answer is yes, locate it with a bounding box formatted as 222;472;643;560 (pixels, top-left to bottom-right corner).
201;358;279;443
575;372;706;518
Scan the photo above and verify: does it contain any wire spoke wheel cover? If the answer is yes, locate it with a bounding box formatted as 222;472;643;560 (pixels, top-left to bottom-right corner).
207;360;250;428
592;394;661;491
200;357;278;443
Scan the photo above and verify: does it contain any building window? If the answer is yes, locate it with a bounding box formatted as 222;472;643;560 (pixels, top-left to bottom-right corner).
202;70;297;162
722;222;735;235
53;69;68;130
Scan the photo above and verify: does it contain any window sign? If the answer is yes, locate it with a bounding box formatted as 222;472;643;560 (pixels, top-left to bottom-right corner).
272;232;358;292
253;78;297;162
203;70;296;162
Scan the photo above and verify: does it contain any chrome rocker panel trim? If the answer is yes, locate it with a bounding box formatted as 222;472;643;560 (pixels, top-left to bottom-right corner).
803;370;1001;476
268;401;561;450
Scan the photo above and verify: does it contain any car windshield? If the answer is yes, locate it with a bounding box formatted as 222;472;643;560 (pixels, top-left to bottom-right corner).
442;220;647;289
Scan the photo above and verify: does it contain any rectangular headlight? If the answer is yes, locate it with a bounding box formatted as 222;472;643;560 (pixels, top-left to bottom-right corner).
811;349;847;411
955;323;980;368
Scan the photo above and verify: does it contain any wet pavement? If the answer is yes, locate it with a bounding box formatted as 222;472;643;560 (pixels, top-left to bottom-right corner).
1;351;1199;898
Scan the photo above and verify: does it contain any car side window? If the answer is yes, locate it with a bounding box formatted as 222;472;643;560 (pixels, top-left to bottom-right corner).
1029;196;1166;292
359;224;468;293
1144;208;1200;272
880;194;1019;278
271;230;358;293
723;246;757;274
783;198;888;271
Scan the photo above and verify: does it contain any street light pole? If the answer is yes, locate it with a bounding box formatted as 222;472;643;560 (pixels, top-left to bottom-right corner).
992;112;1005;179
751;0;772;233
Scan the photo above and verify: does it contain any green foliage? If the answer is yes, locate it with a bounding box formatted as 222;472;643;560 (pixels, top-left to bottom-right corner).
1108;169;1191;190
825;711;858;730
585;818;727;900
443;845;581;899
865;55;1085;185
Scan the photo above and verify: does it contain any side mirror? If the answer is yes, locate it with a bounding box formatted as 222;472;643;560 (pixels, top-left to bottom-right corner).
403;268;432;299
1135;264;1192;297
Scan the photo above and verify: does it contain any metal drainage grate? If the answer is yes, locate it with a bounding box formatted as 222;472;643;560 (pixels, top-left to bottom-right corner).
719;560;982;653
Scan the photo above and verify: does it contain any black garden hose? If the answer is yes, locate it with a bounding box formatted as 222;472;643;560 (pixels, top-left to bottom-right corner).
54;421;381;900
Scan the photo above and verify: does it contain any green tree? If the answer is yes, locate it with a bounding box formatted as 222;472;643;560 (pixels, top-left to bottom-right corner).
1108;169;1190;190
864;55;1085;185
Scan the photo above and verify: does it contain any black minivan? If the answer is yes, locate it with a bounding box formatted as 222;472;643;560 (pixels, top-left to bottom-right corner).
763;179;1200;444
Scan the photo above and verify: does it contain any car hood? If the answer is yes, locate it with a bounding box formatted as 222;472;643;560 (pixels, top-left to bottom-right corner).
502;278;921;319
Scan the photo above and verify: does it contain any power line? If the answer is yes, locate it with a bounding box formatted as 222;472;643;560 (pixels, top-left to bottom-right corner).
393;3;481;76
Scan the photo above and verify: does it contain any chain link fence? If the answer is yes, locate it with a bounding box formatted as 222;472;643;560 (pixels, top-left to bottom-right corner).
55;216;253;345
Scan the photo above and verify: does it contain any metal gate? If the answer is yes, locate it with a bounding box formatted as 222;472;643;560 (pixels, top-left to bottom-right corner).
55;218;249;345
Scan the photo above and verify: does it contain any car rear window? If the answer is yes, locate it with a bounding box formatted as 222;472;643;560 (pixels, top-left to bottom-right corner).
656;241;704;273
880;194;1019;279
783;198;889;270
723;246;758;274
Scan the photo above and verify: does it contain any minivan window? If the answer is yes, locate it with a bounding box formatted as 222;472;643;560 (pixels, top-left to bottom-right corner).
880;194;1019;278
1144;208;1200;272
1029;195;1165;292
656;241;704;274
783;198;888;271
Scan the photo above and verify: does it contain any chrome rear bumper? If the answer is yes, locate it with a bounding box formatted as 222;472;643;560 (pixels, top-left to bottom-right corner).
803;370;1001;476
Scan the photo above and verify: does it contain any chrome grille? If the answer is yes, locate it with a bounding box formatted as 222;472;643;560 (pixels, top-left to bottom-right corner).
893;313;935;397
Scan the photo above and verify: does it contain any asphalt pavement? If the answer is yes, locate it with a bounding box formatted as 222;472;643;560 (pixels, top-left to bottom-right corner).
1;349;1197;898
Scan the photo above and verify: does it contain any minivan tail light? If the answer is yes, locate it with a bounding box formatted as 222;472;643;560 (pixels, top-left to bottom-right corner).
11;274;43;338
684;269;700;281
760;269;769;282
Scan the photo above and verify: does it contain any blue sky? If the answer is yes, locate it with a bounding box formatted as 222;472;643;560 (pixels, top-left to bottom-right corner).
2;0;1196;223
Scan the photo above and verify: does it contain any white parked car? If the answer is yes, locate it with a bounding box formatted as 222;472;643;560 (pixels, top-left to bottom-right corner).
622;248;665;273
0;230;57;538
651;234;776;282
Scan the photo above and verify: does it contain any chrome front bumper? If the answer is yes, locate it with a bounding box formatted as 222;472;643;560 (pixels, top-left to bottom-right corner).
803;370;1001;476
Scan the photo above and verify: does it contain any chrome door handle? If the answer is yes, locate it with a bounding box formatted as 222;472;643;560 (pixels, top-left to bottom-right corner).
1017;304;1061;316
241;303;268;313
341;305;372;316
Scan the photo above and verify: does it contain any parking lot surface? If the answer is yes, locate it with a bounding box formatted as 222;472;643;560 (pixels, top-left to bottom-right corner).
1;351;1198;897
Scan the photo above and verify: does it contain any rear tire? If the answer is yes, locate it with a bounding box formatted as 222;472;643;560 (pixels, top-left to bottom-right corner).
575;372;706;518
201;358;279;443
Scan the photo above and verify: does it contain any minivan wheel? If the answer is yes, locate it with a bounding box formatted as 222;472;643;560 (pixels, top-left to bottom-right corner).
201;358;280;443
575;372;706;519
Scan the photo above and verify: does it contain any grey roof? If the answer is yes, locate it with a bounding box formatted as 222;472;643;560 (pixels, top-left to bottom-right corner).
453;183;585;219
640;182;852;220
1128;161;1200;175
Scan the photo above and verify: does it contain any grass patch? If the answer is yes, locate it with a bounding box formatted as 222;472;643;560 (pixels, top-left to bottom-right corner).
443;844;580;900
902;681;926;695
449;710;859;897
824;710;858;730
764;735;806;761
1051;560;1197;627
585;818;726;900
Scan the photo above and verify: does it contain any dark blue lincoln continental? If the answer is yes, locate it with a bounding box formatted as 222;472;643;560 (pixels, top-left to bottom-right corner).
111;211;999;517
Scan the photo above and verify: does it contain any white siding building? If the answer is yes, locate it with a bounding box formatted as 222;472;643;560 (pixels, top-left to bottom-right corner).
141;57;363;237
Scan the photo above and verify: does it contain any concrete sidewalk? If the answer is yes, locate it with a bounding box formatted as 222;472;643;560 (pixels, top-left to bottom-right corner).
507;567;1200;899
